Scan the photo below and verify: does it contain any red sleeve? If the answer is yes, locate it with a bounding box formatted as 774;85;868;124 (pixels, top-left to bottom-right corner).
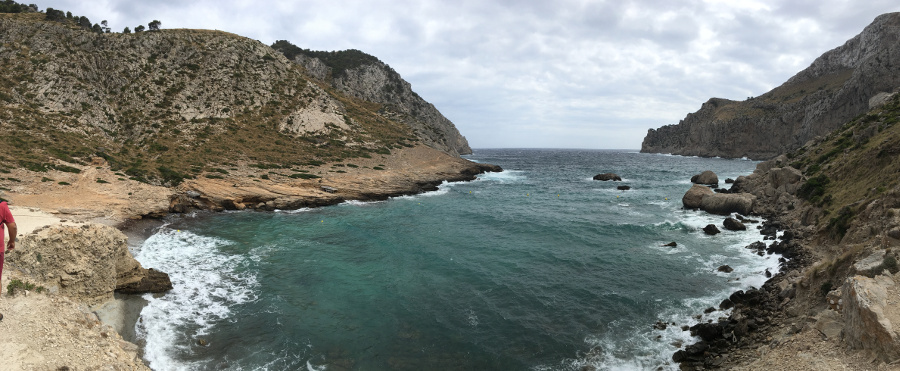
0;202;14;225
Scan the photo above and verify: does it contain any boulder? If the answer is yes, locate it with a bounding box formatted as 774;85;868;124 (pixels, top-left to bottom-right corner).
717;265;734;273
700;193;755;215
703;224;721;235
691;170;719;185
768;167;803;192
690;322;723;342
682;184;714;209
723;217;747;231
662;241;678;247
593;173;622;181
851;250;887;278
617;185;631;191
725;178;735;184
7;224;172;304
841;274;900;362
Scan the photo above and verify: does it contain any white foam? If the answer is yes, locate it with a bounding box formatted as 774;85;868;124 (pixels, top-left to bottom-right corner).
340;199;385;206
476;170;525;183
561;211;783;371
275;207;314;213
134;229;258;371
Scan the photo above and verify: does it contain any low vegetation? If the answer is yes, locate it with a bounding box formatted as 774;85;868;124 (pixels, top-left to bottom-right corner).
786;94;900;240
0;6;419;186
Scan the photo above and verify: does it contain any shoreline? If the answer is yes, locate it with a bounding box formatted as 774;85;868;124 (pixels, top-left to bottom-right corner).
0;145;502;370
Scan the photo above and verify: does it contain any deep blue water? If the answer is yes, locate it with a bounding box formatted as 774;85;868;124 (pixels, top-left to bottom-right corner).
133;149;778;370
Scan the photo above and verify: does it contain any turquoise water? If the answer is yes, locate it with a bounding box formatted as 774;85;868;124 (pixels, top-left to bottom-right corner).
133;149;778;370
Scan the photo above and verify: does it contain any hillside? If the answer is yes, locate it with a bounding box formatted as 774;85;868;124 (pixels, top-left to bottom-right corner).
271;41;472;156
641;12;900;160
0;11;470;187
673;93;900;369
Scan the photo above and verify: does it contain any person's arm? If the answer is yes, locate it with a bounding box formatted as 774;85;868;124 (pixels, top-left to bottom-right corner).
6;221;16;252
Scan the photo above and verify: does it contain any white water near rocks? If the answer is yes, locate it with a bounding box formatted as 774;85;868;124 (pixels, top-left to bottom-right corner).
133;149;782;370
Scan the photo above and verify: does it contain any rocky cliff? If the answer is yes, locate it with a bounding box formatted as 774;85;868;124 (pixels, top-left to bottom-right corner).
272;41;472;156
642;12;900;160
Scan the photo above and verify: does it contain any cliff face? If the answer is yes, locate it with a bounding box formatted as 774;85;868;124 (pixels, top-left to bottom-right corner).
273;43;472;156
642;12;900;159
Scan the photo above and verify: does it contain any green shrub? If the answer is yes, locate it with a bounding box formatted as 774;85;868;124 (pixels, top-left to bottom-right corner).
7;279;46;296
797;174;830;204
289;173;320;179
58;181;71;185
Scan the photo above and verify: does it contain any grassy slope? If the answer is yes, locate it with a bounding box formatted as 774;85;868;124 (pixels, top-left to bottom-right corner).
787;94;900;239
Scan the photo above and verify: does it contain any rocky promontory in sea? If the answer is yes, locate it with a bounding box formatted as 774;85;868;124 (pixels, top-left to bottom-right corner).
641;12;900;160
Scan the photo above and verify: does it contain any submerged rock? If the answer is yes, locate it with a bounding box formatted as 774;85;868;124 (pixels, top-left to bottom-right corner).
617;185;631;190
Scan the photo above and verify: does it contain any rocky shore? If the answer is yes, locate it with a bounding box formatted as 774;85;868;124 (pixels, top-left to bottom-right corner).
671;155;900;370
0;144;500;370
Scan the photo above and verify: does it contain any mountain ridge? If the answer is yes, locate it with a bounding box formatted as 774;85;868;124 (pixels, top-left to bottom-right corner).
641;12;900;159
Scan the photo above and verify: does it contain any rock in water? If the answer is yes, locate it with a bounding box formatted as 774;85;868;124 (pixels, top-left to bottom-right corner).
723;217;747;231
683;184;714;209
691;170;719;185
703;224;721;235
700;193;755;215
662;241;678;247
717;265;734;273
593;173;622;181
617;185;631;190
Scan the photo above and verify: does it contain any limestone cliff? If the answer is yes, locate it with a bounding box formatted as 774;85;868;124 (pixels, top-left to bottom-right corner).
272;41;473;156
642;12;900;159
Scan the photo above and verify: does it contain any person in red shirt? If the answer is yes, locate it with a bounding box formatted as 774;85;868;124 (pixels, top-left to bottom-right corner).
0;200;17;320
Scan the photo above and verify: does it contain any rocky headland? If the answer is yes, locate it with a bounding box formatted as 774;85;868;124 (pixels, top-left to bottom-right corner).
641;12;900;160
0;5;500;369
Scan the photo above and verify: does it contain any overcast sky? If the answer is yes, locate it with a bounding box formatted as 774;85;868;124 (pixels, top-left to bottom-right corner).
37;0;900;149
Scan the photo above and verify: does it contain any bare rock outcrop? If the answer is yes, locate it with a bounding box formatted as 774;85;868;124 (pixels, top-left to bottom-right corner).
272;43;472;156
841;274;900;362
7;223;171;304
642;12;900;159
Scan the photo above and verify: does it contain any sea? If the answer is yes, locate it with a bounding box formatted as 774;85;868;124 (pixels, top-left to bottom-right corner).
131;149;782;371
